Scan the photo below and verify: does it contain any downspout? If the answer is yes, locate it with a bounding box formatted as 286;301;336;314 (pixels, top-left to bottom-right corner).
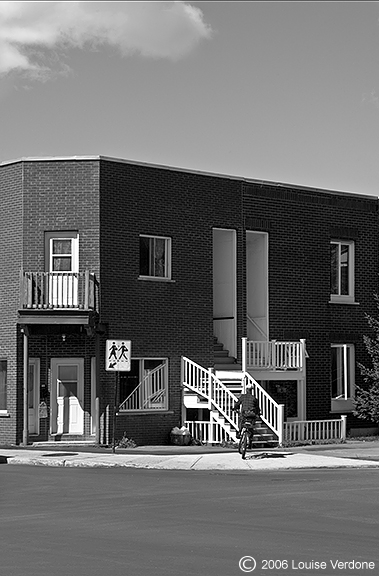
21;327;29;446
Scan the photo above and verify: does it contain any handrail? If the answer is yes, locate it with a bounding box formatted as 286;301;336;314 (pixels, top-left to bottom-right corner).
182;356;283;444
243;371;284;445
181;357;239;430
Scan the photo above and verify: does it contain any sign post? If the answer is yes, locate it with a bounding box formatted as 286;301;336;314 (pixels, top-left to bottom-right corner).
105;340;131;453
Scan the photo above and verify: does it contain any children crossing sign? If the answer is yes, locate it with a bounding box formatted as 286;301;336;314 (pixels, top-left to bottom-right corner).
106;339;131;371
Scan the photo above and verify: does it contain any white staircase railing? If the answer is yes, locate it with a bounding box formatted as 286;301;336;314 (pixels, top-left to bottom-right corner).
243;372;284;446
181;357;239;432
119;363;167;411
182;357;284;444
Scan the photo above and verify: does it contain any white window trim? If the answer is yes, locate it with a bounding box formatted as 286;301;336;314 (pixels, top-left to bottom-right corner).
0;358;7;414
139;234;172;280
45;231;79;273
331;344;355;412
330;240;355;304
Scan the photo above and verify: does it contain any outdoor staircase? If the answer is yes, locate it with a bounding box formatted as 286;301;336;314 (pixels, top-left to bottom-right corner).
182;356;283;446
246;418;279;448
213;336;241;371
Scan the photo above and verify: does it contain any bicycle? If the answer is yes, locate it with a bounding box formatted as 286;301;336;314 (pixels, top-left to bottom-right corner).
238;418;256;460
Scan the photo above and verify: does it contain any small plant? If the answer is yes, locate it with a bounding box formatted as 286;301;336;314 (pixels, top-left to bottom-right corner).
116;433;137;449
220;439;239;449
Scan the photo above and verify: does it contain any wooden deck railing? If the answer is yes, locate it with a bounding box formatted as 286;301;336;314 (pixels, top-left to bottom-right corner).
243;338;306;371
20;271;99;311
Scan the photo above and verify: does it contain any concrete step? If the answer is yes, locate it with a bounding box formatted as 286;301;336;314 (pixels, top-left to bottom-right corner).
214;356;237;364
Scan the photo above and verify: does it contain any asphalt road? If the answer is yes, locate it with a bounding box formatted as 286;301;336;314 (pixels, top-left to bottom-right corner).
1;466;378;576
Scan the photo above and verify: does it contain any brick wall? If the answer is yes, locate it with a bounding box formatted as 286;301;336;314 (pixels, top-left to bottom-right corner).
99;160;242;444
243;183;379;426
0;164;23;444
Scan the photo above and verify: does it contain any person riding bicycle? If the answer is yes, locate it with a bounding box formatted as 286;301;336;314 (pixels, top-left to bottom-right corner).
233;381;260;439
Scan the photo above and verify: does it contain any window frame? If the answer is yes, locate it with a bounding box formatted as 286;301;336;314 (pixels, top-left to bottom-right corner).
330;240;355;304
45;231;79;274
330;343;355;412
118;358;169;412
139;234;172;281
0;359;7;414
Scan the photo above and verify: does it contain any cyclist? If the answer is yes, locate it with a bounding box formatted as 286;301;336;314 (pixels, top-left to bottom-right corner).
233;381;260;438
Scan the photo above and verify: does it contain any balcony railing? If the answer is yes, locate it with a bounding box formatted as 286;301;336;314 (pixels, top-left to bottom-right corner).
242;338;306;371
20;271;99;311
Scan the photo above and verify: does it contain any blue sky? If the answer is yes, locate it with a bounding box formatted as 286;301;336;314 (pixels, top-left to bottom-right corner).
2;2;379;195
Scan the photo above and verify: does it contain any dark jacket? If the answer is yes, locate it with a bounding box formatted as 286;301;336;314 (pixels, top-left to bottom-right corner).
233;393;260;417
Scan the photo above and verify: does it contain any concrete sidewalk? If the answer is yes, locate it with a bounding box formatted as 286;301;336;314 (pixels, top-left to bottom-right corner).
1;442;379;471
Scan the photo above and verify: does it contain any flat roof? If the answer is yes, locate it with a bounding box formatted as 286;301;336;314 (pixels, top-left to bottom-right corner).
0;154;377;201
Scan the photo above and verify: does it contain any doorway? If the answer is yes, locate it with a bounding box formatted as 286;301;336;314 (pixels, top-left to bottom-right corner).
213;228;237;358
45;232;79;307
51;358;84;435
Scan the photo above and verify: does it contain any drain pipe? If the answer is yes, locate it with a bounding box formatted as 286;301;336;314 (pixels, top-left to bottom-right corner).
21;327;29;446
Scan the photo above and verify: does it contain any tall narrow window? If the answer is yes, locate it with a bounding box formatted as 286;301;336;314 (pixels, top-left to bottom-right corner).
330;240;354;303
139;235;171;279
0;360;7;412
331;344;355;411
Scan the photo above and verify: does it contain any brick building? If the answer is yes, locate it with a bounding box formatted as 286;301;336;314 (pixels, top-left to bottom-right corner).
0;156;378;446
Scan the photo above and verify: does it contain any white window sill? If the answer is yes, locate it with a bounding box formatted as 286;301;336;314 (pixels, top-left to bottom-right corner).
329;298;359;305
138;276;175;283
330;398;354;412
0;411;10;417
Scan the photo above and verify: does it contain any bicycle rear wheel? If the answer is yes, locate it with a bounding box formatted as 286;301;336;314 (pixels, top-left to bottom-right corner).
239;430;248;459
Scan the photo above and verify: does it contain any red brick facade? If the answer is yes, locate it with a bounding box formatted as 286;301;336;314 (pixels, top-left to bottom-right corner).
0;156;378;445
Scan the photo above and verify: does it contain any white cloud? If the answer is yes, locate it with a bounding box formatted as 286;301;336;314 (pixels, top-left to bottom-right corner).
0;1;212;78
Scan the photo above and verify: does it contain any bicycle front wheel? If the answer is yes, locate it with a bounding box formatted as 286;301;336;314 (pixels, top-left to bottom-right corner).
239;430;248;459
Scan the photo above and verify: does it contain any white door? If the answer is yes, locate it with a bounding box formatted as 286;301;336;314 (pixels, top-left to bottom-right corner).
46;232;79;307
28;359;40;435
51;358;84;435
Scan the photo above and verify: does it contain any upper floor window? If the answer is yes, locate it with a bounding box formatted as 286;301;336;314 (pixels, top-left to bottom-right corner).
139;235;171;280
0;359;7;413
330;240;354;303
331;344;355;412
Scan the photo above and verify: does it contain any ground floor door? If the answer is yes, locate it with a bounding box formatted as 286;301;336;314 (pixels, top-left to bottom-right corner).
264;379;306;421
28;359;40;435
51;358;84;435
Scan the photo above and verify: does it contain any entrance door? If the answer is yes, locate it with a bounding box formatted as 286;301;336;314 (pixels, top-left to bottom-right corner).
45;232;79;307
213;228;237;358
28;359;40;435
246;231;268;341
51;358;84;435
